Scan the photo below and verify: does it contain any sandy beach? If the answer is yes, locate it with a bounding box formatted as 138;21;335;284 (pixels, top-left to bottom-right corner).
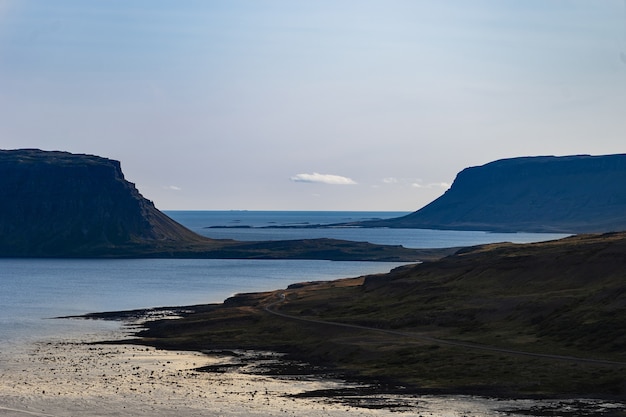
1;329;624;417
0;332;372;417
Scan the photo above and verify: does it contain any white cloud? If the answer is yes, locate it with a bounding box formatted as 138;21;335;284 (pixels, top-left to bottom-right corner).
381;177;451;190
291;173;357;185
164;185;182;191
412;181;451;189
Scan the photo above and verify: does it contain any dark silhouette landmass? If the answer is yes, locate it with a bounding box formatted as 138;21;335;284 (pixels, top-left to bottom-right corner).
0;149;442;261
105;231;626;399
355;154;626;233
0;149;204;256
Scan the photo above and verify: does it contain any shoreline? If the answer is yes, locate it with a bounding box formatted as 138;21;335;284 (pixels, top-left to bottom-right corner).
1;317;624;416
0;328;383;417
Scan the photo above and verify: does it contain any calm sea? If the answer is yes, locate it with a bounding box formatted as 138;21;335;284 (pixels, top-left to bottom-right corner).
0;211;569;351
165;210;569;248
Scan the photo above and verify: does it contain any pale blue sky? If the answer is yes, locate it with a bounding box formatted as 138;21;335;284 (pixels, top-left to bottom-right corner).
1;1;624;210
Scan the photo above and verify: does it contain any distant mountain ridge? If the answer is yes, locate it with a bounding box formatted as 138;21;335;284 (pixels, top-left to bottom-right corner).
361;154;626;233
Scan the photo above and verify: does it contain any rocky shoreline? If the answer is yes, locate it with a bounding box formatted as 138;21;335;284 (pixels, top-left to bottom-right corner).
4;329;621;417
62;303;626;416
1;334;381;416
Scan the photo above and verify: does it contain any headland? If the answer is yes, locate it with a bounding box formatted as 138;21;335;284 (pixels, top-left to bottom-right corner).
0;149;447;261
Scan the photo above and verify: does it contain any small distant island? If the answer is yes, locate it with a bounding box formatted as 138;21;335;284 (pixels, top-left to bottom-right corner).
0;149;444;261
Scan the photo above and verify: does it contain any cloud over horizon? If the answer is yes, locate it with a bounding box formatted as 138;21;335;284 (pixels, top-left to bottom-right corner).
291;173;357;185
412;181;451;190
381;177;450;190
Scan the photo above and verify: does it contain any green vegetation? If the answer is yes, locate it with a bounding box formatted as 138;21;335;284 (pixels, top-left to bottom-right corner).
129;232;626;398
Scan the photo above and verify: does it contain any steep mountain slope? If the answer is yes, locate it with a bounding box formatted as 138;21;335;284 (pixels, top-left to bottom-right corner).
0;149;207;256
363;154;626;233
0;149;434;261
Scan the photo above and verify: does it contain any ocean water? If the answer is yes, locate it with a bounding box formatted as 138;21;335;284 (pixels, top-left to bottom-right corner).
165;210;570;248
0;258;408;351
0;211;569;351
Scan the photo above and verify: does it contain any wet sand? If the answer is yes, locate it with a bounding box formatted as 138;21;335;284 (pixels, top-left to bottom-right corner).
1;331;623;417
0;334;365;417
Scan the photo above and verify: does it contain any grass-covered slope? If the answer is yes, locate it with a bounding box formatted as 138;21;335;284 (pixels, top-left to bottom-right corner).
133;232;626;398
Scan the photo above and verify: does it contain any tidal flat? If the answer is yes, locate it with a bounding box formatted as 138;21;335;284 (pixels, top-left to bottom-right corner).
1;327;624;417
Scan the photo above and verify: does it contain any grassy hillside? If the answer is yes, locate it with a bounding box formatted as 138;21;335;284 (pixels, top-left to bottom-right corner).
131;232;626;398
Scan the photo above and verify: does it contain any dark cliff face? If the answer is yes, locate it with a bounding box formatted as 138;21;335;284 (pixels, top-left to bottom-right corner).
371;154;626;233
0;149;428;261
0;149;203;256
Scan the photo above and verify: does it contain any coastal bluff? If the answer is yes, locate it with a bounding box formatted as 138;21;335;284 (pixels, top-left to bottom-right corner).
0;149;205;256
361;154;626;233
0;149;435;261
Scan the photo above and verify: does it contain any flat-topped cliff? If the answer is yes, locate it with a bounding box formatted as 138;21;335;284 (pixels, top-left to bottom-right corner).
0;149;433;261
363;154;626;233
0;149;205;256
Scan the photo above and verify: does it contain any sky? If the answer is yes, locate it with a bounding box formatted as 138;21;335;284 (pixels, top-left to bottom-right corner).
0;1;624;211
